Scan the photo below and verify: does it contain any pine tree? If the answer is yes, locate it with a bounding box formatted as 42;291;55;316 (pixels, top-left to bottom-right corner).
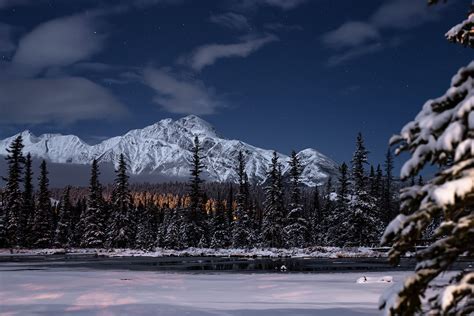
81;159;106;248
261;152;285;248
210;196;230;249
308;186;322;245
380;2;474;314
135;203;157;251
53;187;73;248
232;151;253;248
346;133;381;246
107;154;133;248
326;162;350;246
3;136;25;247
382;148;395;225
284;151;308;248
184;136;206;247
22;153;34;247
32;160;52;248
319;177;334;244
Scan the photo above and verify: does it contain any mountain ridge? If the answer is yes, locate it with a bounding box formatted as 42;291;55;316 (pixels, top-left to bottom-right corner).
0;115;338;186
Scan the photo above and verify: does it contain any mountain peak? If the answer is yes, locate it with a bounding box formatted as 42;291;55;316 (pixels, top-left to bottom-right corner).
176;115;219;138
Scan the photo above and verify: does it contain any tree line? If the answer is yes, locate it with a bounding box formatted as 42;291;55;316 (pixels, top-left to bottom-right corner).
0;133;401;249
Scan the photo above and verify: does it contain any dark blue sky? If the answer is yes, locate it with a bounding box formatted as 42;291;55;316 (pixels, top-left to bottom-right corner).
0;0;472;170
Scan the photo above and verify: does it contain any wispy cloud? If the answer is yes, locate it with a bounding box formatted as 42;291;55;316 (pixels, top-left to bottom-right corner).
0;23;16;53
182;34;278;71
322;0;446;66
263;22;303;32
143;67;224;115
0;77;127;125
228;0;307;11
210;12;251;31
7;13;106;78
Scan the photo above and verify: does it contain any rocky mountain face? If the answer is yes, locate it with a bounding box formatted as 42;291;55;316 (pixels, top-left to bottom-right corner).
0;115;338;186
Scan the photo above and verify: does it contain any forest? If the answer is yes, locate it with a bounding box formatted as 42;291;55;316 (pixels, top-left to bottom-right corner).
0;132;417;250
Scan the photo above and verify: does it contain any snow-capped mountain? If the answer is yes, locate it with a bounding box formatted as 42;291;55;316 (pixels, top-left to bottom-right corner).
0;115;338;186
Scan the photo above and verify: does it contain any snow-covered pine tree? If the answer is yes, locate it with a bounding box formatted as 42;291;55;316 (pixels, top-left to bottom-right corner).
261;152;285;248
308;186;322;245
166;209;183;249
210;195;230;249
53;186;73;248
326;162;351;247
380;3;474;314
107;154;134;248
3;135;25;247
347;133;381;246
32;160;52;248
382;148;395;225
135;202;157;251
284;151;308;248
319;177;334;244
23;153;34;247
81;159;106;248
184;136;206;247
232;151;253;248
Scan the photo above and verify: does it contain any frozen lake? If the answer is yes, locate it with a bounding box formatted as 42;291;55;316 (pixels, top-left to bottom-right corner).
0;264;408;316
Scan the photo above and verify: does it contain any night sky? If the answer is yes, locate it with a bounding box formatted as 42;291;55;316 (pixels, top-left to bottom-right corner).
0;0;472;170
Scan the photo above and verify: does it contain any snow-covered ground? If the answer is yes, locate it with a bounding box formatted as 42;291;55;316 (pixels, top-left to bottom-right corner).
0;265;405;316
0;246;387;258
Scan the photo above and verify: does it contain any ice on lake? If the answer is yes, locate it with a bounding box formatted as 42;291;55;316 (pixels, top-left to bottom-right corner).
0;266;408;315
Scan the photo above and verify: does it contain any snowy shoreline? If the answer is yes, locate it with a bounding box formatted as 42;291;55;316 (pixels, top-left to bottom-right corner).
0;246;389;259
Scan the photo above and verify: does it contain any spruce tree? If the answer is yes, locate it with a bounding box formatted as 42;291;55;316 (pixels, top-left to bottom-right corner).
107;154;133;248
347;133;381;246
284;151;308;248
232;151;253;248
184;136;206;247
382;148;395;225
3;136;25;247
210;196;230;248
381;3;474;314
327;162;350;246
308;186;322;245
135;202;157;251
81;159;106;248
261;152;285;248
23;153;34;247
320;177;334;244
53;186;73;248
32;160;52;248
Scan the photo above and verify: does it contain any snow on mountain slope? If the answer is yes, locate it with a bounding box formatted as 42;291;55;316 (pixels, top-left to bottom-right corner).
0;115;338;186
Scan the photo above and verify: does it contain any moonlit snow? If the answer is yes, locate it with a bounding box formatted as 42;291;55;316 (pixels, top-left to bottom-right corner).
0;267;407;315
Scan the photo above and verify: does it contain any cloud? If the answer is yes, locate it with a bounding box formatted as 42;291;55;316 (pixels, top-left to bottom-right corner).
229;0;307;11
143;67;224;115
0;0;30;9
371;0;439;29
322;21;379;49
183;34;278;71
263;22;303;32
8;13;106;77
327;43;383;67
322;0;446;66
0;77;127;125
210;12;250;31
0;23;16;53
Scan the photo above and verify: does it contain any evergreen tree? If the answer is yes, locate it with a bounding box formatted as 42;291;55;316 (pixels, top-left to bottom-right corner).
32;160;52;248
210;196;230;248
319;177;334;243
183;136;206;247
22;153;34;247
308;186;322;245
232;151;253;248
3;136;25;247
81;159;106;248
135;203;157;250
107;154;133;248
382;148;395;225
284;151;308;248
261;152;285;248
347;133;381;246
380;3;474;314
326;162;350;246
53;187;73;248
